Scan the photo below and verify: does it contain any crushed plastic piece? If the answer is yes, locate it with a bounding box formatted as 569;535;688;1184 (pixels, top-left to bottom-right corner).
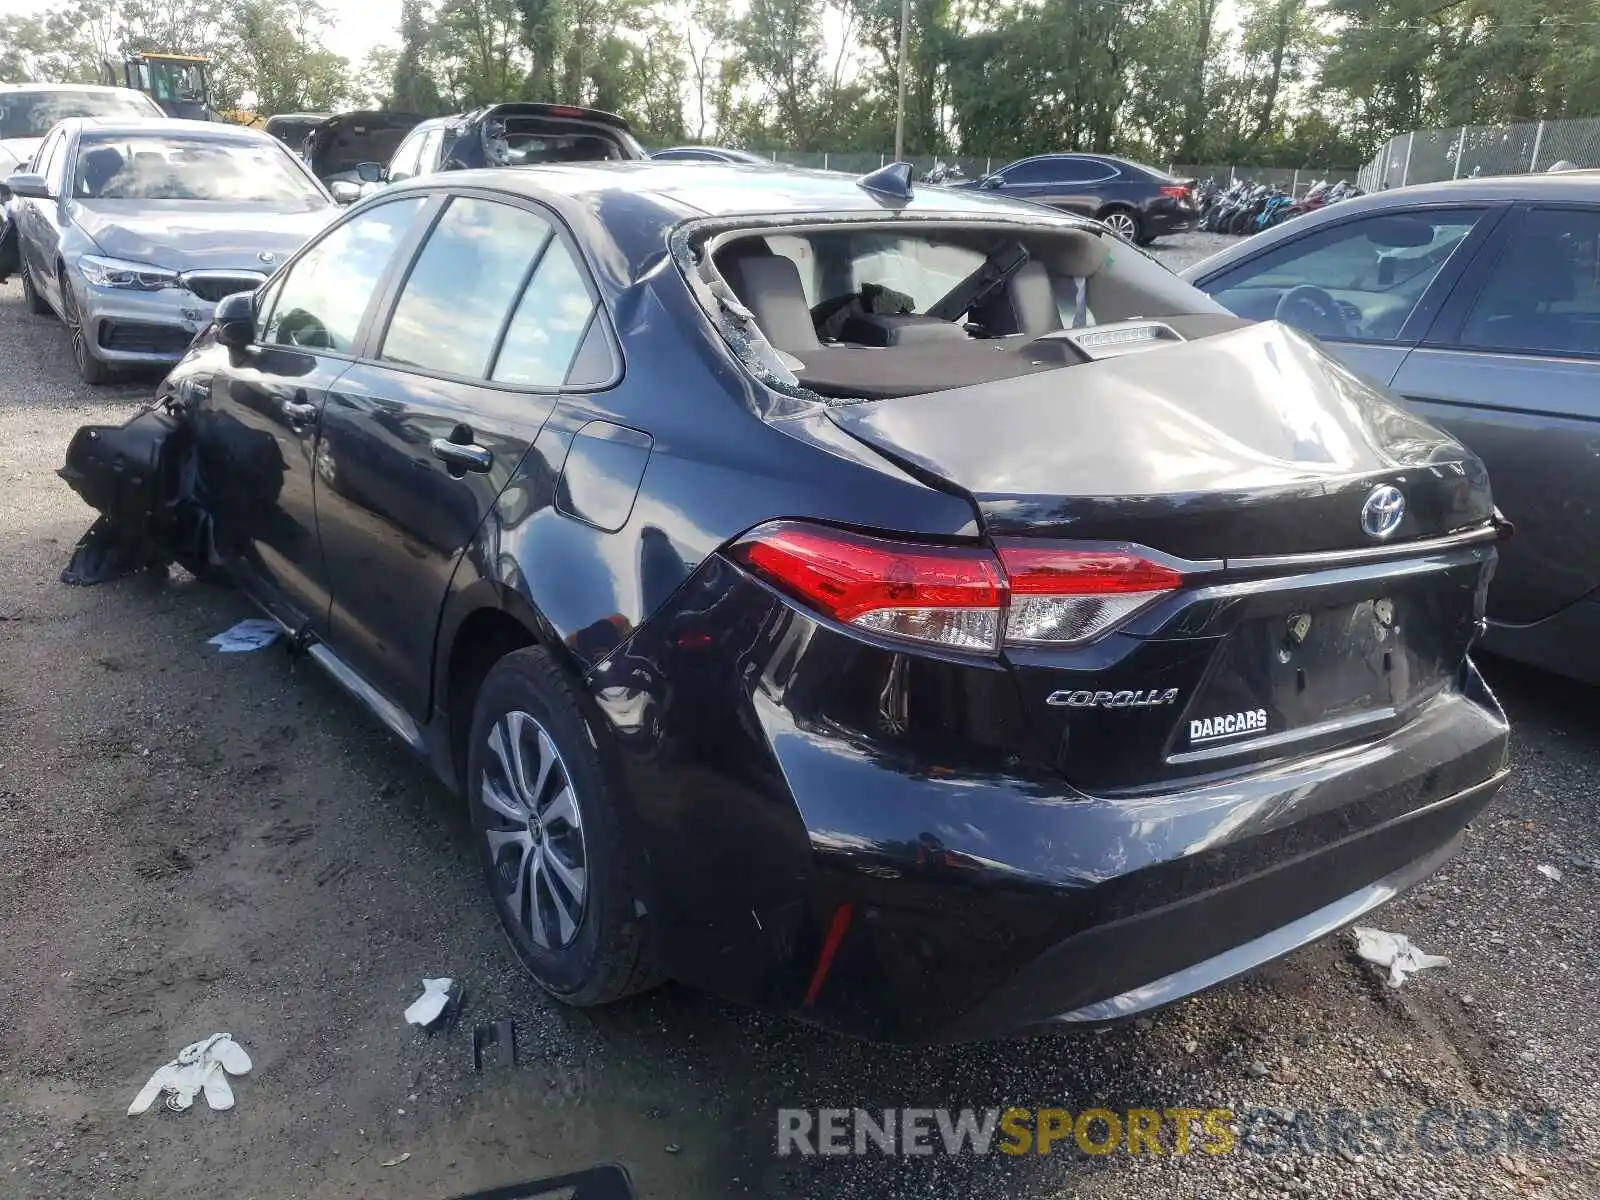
404;978;453;1028
381;1152;412;1167
1352;926;1450;988
207;619;281;653
1536;864;1563;883
473;1018;518;1071
128;1033;252;1115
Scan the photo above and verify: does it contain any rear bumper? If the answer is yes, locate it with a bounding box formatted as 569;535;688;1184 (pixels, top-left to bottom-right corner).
590;560;1511;1043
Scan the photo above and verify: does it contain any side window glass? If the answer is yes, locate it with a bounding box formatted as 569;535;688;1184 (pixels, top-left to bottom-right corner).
36;132;63;185
491;237;600;386
1460;208;1600;357
264;197;425;351
1203;207;1484;342
1004;160;1051;184
382;197;556;378
387;132;424;182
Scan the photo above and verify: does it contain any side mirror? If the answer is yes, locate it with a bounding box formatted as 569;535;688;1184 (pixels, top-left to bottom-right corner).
6;172;51;200
980;175;1004;190
329;180;361;205
214;291;256;350
356;161;388;183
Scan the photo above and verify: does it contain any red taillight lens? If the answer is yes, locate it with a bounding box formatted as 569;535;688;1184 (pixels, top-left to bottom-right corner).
731;522;1006;652
1160;185;1190;201
731;523;1183;653
999;546;1182;646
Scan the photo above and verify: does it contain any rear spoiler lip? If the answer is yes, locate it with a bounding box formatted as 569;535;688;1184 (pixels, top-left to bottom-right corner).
475;102;633;133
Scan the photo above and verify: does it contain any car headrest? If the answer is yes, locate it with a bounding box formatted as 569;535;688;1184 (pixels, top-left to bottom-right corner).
79;146;127;196
721;252;821;352
970;260;1063;337
1037;230;1111;279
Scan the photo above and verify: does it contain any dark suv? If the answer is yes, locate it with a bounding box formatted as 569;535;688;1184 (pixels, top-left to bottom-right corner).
958;153;1197;244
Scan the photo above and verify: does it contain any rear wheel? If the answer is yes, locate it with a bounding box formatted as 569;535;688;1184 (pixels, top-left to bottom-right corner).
59;267;113;385
1100;208;1141;244
466;646;658;1006
19;258;50;316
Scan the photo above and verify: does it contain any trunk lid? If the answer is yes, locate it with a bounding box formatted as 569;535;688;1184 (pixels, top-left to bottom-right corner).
826;322;1493;560
305;110;425;182
827;322;1500;793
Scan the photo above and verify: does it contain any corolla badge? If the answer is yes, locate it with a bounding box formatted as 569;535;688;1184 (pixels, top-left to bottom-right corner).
1360;485;1406;540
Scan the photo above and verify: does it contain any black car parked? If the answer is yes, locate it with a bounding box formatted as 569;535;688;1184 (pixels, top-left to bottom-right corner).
380;103;646;185
59;163;1509;1043
956;153;1197;244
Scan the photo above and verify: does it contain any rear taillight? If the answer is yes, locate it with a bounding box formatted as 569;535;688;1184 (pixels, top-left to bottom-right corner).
1159;185;1191;202
731;522;1005;652
730;522;1182;653
998;545;1182;646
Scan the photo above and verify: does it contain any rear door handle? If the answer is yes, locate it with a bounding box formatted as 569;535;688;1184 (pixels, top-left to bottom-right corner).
431;438;493;474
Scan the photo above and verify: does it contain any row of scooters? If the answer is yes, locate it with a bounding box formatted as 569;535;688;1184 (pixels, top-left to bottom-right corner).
1195;178;1365;235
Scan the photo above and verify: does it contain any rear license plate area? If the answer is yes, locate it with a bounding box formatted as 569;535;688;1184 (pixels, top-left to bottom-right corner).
1175;593;1461;757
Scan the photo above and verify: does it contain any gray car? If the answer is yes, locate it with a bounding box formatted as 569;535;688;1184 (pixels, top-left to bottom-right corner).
0;118;337;383
1183;173;1600;683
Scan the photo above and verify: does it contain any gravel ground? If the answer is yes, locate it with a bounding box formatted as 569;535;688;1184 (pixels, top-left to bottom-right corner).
1;237;1597;1199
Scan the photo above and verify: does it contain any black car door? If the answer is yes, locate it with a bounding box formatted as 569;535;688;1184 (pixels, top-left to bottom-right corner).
1032;157;1117;216
1391;203;1600;628
314;189;610;720
194;195;430;631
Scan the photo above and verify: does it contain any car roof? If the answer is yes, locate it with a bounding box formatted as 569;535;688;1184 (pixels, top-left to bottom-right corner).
403;160;1073;220
66;117;275;142
0;83;146;95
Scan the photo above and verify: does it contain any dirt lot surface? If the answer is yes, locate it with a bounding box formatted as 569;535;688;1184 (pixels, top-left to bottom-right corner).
1;236;1598;1200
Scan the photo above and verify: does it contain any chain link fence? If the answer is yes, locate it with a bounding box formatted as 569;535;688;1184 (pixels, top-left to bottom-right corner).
1357;117;1600;191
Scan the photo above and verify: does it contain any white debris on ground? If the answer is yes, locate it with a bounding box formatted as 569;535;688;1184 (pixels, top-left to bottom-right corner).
404;978;454;1028
206;619;282;653
1352;926;1451;988
128;1034;253;1116
1537;863;1564;882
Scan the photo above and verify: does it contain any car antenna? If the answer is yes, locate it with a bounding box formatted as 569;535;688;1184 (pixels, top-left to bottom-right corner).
857;162;914;203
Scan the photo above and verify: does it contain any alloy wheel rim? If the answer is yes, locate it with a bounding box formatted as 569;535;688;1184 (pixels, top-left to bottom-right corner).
1105;212;1137;240
62;279;88;370
480;709;588;950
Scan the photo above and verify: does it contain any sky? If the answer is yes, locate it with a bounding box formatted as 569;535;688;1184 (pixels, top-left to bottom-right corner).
0;0;404;64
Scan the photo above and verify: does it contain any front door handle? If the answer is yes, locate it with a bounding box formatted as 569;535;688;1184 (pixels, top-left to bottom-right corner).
283;399;319;425
431;437;493;474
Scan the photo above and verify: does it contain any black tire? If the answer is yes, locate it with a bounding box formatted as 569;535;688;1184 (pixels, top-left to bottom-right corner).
19;258;50;316
466;646;658;1006
59;267;113;385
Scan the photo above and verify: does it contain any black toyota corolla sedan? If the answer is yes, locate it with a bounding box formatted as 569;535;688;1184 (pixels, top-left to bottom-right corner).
58;162;1510;1043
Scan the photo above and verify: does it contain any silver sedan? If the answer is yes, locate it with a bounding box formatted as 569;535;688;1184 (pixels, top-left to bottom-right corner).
0;118;337;383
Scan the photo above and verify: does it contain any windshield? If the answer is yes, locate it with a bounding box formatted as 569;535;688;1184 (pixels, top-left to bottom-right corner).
72;135;330;207
0;90;160;140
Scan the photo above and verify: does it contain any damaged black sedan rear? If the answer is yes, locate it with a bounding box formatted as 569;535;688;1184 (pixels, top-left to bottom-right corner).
57;163;1511;1043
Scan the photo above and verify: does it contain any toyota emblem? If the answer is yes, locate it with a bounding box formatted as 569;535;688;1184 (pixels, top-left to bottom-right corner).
258;251;277;265
1361;485;1406;540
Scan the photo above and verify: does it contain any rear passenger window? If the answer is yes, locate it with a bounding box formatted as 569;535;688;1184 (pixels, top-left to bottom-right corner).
263;197;424;352
491;238;600;386
1460;208;1600;357
381;197;555;378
